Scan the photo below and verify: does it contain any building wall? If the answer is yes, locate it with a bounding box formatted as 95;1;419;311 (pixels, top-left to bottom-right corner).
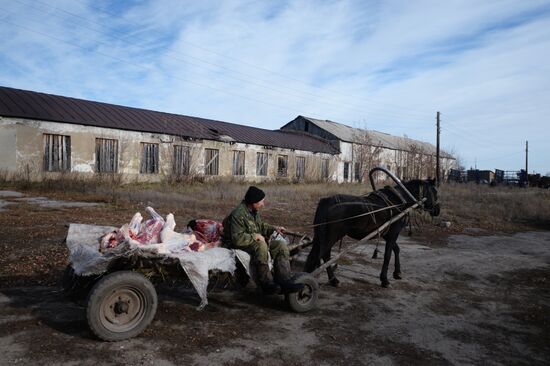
349;141;456;182
1;117;335;182
281;119;456;182
0;123;16;171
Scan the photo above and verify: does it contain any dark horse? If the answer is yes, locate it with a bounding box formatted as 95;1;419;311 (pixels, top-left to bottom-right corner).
304;179;440;287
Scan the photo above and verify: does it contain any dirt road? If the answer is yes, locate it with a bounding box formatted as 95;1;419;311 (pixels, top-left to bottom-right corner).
0;191;549;365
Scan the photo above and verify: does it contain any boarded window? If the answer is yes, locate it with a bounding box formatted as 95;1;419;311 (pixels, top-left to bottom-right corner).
173;145;190;176
140;143;159;174
277;155;288;177
43;134;71;172
95;138;118;173
354;162;361;181
321;159;329;180
344;162;350;181
205;148;219;175
232;151;245;176
296;156;306;179
256;152;268;176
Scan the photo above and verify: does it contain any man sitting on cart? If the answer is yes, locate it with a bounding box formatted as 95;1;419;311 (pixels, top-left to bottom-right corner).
223;186;303;294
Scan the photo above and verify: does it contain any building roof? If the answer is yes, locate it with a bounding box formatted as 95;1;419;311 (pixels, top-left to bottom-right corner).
294;116;453;158
0;86;337;154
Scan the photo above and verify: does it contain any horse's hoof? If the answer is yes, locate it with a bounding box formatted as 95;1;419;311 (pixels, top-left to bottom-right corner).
381;280;390;288
329;277;340;287
393;272;402;280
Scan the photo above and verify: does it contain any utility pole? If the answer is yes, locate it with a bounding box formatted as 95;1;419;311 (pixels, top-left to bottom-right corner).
436;111;441;186
525;141;529;187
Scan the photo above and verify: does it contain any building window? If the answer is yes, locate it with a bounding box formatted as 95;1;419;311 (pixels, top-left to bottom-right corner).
277;155;288;177
256;152;268;176
321;159;329;180
173;145;190;176
402;166;408;180
344;162;350;181
354;162;361;181
232;150;245;176
43;134;71;172
205;148;219;175
95;138;118;173
296;156;306;179
140;143;159;174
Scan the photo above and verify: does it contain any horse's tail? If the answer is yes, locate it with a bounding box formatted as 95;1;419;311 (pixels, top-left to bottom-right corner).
304;196;333;272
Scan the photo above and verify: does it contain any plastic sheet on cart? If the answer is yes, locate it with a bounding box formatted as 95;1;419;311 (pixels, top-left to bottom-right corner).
66;223;238;309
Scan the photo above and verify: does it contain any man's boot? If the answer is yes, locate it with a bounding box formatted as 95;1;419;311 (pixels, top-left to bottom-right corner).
256;263;279;295
274;259;304;293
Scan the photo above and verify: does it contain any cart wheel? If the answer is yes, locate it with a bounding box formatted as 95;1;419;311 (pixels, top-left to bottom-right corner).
86;271;157;341
285;273;319;313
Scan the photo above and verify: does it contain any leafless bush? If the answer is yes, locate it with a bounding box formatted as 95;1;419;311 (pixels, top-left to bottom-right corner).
0;169;10;185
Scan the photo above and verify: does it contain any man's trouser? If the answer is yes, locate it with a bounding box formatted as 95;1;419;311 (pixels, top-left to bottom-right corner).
235;238;290;286
239;238;289;265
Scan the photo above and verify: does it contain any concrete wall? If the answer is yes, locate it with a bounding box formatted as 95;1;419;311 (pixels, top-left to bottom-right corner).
1;117;335;182
348;140;456;182
280;120;456;182
1;116;455;183
0;121;16;171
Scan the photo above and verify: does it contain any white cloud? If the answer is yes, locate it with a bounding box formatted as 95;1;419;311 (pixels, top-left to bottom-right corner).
1;0;549;173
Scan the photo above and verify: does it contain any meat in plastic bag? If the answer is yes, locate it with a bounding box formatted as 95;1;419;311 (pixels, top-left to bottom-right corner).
135;207;165;244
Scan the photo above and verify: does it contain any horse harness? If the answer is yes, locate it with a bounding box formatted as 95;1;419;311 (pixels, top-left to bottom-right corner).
366;185;410;238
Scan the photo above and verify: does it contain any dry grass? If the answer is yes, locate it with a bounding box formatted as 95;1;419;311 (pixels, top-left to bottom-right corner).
98;180;369;232
2;173;549;233
439;183;550;232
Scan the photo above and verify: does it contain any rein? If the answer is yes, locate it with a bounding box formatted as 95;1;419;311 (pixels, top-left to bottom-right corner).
292;202;410;230
289;180;431;233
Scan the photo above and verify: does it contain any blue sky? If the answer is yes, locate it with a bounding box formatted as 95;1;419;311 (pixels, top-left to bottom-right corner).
1;0;549;174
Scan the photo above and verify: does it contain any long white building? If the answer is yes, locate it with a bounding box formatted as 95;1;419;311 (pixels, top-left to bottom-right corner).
0;86;454;183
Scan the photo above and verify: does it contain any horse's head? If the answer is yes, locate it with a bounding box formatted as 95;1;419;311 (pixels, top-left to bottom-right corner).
404;179;440;216
421;178;440;216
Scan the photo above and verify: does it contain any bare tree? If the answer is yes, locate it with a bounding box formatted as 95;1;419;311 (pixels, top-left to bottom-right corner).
353;128;382;182
404;142;418;179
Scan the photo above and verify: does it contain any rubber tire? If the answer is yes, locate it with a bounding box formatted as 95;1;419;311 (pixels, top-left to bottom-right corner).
86;271;157;341
285;273;319;313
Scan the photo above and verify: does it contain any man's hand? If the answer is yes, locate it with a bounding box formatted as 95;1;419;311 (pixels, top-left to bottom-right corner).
254;233;265;242
275;226;286;235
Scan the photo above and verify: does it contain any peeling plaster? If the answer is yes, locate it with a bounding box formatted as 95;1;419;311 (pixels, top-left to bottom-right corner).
3;117;336;183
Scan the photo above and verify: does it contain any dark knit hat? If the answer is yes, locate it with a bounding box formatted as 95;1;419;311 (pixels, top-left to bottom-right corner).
244;186;265;204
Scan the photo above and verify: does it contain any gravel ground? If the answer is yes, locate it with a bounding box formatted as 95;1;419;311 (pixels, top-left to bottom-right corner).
0;191;549;365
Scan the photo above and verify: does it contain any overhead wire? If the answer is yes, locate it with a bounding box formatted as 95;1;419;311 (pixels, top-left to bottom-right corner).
5;0;440;131
11;0;362;115
438;114;532;169
442;126;500;148
47;0;434;121
0;14;331;119
4;3;547;172
16;0;545;165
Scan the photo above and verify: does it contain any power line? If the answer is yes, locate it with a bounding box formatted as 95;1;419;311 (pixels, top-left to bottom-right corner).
4;1;436;129
41;0;433;120
442;126;494;148
441;118;518;148
0;15;324;118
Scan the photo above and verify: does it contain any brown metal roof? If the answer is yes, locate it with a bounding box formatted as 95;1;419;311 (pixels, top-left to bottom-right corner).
0;86;338;154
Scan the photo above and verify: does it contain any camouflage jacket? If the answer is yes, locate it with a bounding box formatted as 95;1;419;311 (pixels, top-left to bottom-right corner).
222;201;275;249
